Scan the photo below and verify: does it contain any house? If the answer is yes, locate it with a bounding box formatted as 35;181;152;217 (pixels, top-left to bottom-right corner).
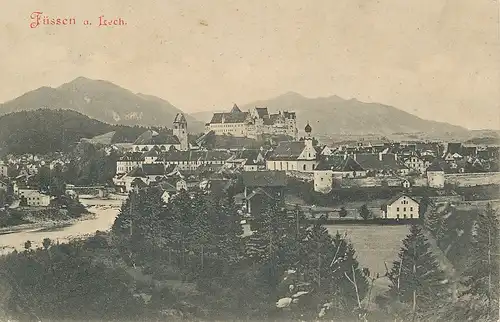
144;146;162;164
245;187;284;217
116;152;145;174
241;171;287;216
226;149;266;171
402;155;427;174
201;178;232;197
266;123;319;172
157;180;178;204
157;150;232;171
113;163;168;192
353;153;410;177
426;160;447;188
17;185;51;207
130;178;148;192
381;194;420;219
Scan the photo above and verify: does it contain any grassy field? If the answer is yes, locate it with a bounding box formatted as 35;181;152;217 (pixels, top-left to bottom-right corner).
325;224;409;276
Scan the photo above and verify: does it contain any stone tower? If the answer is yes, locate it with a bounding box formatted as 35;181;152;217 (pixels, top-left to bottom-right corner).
173;113;189;151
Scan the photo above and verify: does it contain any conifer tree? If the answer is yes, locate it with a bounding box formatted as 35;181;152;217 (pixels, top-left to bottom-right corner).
387;224;451;320
213;190;244;269
457;204;499;321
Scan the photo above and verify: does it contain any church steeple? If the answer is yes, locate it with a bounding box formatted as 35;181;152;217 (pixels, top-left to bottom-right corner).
173;113;189;151
305;122;312;137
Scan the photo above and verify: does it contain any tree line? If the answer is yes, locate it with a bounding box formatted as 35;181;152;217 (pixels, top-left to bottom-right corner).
0;185;494;321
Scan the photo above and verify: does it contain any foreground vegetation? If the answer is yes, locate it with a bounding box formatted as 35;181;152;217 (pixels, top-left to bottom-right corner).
0;186;496;321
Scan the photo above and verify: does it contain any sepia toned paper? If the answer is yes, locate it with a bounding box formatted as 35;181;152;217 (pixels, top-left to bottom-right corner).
0;1;498;321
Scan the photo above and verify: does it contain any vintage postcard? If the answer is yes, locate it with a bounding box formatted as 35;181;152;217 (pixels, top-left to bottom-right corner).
0;1;498;321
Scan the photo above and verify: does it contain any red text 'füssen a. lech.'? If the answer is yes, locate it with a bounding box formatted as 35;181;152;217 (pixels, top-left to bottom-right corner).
29;12;127;28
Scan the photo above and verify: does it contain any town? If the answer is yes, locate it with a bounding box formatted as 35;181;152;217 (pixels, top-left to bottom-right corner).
1;107;498;223
0;103;497;321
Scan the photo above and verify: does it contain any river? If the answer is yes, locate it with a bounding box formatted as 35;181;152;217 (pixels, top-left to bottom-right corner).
0;195;126;254
0;196;408;278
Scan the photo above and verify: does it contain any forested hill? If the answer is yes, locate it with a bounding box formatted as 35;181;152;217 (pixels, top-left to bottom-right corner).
0;109;146;155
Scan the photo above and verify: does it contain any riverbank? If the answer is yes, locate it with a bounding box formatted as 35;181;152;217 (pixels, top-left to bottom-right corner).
0;196;124;254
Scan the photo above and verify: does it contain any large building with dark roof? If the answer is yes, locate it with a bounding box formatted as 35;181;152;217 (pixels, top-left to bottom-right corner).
133;113;190;152
266;123;319;172
205;104;297;139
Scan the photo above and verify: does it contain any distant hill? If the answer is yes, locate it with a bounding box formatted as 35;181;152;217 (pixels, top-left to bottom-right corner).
193;92;470;137
0;109;147;155
0;77;205;133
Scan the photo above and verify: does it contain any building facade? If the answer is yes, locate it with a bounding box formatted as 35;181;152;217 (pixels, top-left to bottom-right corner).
206;104;298;139
383;195;420;219
266;123;319;173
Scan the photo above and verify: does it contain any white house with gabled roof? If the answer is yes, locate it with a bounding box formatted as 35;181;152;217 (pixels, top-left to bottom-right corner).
382;194;420;219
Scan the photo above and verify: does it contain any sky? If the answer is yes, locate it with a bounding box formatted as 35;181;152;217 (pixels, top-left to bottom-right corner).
0;0;499;130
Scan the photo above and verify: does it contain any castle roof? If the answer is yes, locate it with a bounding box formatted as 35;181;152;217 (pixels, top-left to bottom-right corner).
231;104;242;113
210;111;249;124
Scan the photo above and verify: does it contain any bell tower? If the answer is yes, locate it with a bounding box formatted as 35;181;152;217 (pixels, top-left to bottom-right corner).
173;113;189;151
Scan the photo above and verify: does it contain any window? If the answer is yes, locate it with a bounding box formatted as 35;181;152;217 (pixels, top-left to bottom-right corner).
403;207;406;212
303;164;306;171
397;207;400;212
410;207;413;211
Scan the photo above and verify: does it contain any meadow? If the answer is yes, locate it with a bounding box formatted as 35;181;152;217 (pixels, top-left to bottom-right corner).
325;224;410;276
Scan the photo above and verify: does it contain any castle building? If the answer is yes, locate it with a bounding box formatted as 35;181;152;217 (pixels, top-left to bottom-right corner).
205;104;298;139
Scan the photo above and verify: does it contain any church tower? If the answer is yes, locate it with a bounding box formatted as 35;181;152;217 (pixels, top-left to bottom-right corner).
173;113;189;151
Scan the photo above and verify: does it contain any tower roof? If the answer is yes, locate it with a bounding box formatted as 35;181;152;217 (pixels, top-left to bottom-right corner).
305;122;312;133
173;113;187;124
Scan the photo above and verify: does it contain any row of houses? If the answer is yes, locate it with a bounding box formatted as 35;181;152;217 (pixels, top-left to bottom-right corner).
115;124;499;193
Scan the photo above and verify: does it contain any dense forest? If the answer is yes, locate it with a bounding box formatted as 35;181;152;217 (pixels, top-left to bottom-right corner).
0;186;495;321
0;109;147;154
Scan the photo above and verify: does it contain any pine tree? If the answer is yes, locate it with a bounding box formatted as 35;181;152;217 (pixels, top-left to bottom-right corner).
458;203;499;321
424;208;444;238
213;191;244;269
359;204;371;220
387;224;451;320
244;198;295;288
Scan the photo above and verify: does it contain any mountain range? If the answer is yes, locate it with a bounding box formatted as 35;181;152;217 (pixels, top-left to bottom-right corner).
0;77;205;133
192;92;470;137
0;77;481;139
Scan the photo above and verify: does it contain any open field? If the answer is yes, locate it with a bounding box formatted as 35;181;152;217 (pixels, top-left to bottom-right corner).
325;224;409;276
